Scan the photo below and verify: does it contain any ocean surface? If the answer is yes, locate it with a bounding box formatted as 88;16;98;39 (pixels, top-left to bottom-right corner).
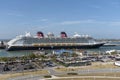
0;45;120;57
0;49;33;57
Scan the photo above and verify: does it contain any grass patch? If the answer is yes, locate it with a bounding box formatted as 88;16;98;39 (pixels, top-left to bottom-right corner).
55;67;76;72
48;78;120;80
44;75;51;78
0;70;48;80
52;72;120;80
58;72;120;77
67;73;78;75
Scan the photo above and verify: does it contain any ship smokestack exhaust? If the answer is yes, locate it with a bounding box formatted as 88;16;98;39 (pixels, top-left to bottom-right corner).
37;31;44;38
61;32;67;38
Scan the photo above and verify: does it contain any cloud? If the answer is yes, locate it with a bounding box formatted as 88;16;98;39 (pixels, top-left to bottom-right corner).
60;19;95;25
40;19;48;22
109;21;120;26
25;19;120;32
90;5;102;9
60;21;81;25
30;26;49;31
51;19;120;27
110;1;120;8
7;13;24;17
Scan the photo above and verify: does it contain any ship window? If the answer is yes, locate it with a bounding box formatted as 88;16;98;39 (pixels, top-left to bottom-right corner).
14;40;24;44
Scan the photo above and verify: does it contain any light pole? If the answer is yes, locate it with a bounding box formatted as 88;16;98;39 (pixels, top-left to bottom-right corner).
51;46;54;54
39;48;41;51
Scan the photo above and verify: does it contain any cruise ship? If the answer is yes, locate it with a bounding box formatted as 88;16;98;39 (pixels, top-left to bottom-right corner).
6;32;105;51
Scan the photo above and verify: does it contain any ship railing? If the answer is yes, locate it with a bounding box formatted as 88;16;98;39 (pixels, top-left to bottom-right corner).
32;43;95;47
13;44;32;46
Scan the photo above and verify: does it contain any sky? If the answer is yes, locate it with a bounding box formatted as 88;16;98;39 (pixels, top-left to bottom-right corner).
0;0;120;39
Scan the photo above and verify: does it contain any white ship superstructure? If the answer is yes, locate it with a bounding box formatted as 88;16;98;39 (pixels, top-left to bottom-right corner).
6;32;105;51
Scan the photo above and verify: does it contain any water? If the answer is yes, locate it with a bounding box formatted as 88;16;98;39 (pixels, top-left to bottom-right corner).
88;46;120;52
0;46;119;57
0;49;33;57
